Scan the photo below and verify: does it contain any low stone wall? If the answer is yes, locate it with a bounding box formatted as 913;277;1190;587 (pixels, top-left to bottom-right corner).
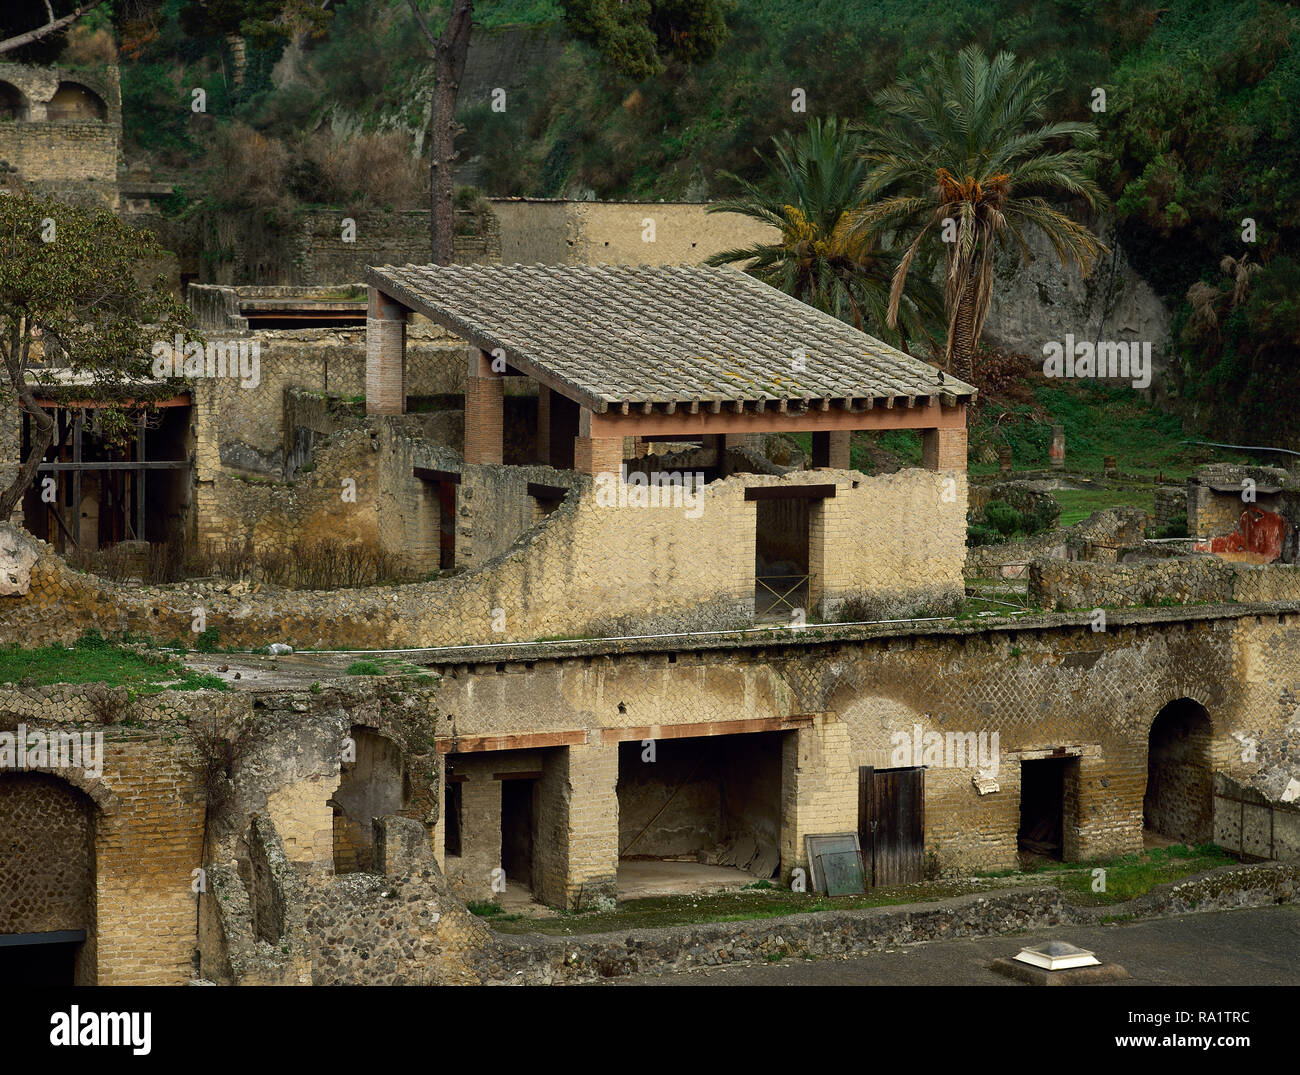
477;863;1300;983
1029;556;1300;611
1;463;964;650
966;507;1148;578
1214;774;1300;864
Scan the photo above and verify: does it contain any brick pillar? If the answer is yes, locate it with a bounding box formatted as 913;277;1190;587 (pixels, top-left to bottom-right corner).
459;772;502;902
779;717;857;885
537;742;617;910
536;385;551;466
922;426;967;472
429;752;447;873
811;431;850;469
574;437;624;477
365;289;407;416
574;410;623;476
464;349;504;464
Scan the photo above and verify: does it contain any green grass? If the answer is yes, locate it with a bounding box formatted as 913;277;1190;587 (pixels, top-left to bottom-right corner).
1052;486;1157;528
488;844;1236;935
976;842;1233;906
970;380;1253;481
0;632;228;694
344;656;434;681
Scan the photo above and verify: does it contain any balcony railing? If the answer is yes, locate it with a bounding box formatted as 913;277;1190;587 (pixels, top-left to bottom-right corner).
755;573;812;617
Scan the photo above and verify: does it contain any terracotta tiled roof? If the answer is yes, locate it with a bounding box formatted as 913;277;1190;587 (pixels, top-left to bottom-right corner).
366;263;975;413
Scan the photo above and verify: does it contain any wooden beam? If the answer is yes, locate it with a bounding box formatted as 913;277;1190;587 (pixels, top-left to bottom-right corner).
135;412;146;541
586;401;965;438
526;482;569;500
37;460;189;472
414;467;462;484
436;729;587;754
493;770;544;781
600;715;816;744
33;394;191;409
744;484;837;502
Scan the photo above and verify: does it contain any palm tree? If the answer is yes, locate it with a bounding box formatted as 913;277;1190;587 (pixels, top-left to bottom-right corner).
852;44;1109;383
706;117;941;350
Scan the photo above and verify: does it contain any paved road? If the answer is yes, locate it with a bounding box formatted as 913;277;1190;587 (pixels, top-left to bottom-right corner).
612;905;1300;986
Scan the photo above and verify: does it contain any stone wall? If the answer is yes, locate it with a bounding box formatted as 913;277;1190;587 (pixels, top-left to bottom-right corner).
0;63;122;210
489;199;778;266
0;463;965;650
5;597;1300;981
1029;556;1300;611
290;209;501;284
429;602;1300;878
191;326;466;476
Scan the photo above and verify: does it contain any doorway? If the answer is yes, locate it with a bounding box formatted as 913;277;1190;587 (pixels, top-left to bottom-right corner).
1019;757;1069;860
500;777;536;893
1145;699;1213;843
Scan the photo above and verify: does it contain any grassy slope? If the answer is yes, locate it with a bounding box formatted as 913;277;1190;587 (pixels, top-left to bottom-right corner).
0;634;226;693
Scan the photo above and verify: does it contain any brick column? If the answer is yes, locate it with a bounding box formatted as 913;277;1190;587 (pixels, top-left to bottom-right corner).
811;430;850;469
779;717;857;885
464;348;504;464
537;742;617;910
536;384;551;466
922;426;967;472
574;437;624;476
574;408;623;477
365;288;407;415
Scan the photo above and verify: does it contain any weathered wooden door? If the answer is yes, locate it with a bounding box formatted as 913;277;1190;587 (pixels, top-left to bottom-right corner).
858;766;925;886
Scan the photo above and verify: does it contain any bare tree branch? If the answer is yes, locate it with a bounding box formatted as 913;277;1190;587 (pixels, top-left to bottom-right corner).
0;0;108;56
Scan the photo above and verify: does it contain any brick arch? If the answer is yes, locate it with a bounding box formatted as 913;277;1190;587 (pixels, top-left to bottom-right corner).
0;771;99;984
49;81;107;122
15;762;120;822
1143;697;1214;844
0;80;28;121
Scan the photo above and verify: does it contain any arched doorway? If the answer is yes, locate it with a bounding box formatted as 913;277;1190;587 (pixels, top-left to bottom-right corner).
1144;698;1213;844
0;82;28;121
48;82;107;122
0;773;97;984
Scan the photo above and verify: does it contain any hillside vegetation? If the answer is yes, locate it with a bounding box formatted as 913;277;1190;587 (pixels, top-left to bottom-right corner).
98;1;1300;447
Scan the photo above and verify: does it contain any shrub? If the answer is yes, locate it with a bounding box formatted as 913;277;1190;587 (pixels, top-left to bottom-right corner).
983;500;1024;537
967;523;1003;547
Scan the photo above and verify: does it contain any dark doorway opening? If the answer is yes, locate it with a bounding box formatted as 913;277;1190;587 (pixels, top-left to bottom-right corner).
437;481;457;570
444;779;462;857
0;932;85;985
1145;699;1213;843
1019;758;1068;860
754;498;810;619
500;778;536;893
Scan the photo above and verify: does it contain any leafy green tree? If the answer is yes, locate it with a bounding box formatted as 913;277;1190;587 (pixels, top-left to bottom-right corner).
560;0;730;80
707;118;940;349
405;0;731;263
0;192;188;521
852;44;1108;383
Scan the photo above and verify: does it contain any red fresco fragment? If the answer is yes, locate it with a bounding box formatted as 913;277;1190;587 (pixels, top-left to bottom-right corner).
1195;507;1288;562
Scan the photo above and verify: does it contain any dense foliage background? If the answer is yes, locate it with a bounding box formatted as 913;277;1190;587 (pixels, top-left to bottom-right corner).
20;0;1299;443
